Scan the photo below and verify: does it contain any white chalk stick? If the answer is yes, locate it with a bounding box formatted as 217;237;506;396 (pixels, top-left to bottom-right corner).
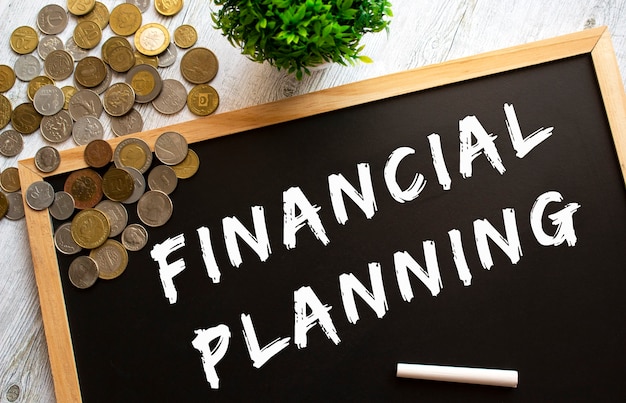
396;363;518;388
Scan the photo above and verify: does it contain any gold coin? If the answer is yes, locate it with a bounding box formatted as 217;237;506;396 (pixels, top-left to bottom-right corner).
0;95;11;129
102;167;134;201
75;56;107;88
109;3;142;37
180;47;219;84
108;45;136;73
10;26;39;55
77;1;110;30
0;167;21;192
73;20;102;50
0;192;8;219
61;86;77;110
0;65;16;93
174;25;197;49
71;208;110;249
27;76;55;102
172;149;200;179
155;0;183;16
67;0;96;16
11;103;42;134
101;36;132;65
135;23;170;56
90;239;128;280
133;51;158;68
187;84;219;116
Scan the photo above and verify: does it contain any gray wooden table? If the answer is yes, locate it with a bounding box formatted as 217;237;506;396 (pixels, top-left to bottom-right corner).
1;0;625;401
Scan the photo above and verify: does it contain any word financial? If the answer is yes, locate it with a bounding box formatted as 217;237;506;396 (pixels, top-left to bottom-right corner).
150;103;581;389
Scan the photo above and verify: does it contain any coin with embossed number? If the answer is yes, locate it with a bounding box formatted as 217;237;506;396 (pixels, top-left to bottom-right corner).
113;137;153;173
5;192;25;220
84;139;112;168
0;167;21;192
49;191;75;221
41;110;73;143
68;0;96;16
34;146;61;173
148;164;178;194
14;55;41;82
187;84;219;116
0;65;16;93
44;49;75;81
151;79;186;115
78;1;110;30
171;149;200;179
71;208;110;249
54;222;83;255
181;47;218;84
64;168;103;209
95;199;128;237
68;255;99;288
33;84;65;116
75;56;107;88
107;45;135;73
11;103;42;134
102;167;135;202
155;131;188;165
10;26;39;54
157;43;177;68
137;190;173;227
37;4;69;35
0;130;23;157
90;239;128;280
25;181;55;211
121;223;148;251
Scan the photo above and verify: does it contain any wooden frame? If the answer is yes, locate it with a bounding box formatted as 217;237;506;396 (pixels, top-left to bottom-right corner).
18;26;626;402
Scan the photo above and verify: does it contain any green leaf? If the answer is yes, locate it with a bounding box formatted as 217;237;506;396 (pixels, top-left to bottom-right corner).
358;55;373;63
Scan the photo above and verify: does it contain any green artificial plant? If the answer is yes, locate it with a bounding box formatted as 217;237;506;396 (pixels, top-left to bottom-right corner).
212;0;393;79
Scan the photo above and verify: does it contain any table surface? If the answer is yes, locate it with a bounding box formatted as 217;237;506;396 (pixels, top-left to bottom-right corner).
1;0;625;401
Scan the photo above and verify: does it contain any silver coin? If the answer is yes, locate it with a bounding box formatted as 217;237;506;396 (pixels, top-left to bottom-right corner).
103;82;135;117
37;35;65;59
125;64;163;103
154;131;188;165
110;108;144;137
121;223;148;251
34;145;61;173
0;130;24;157
72;116;104;145
44;49;74;81
120;166;146;204
157;43;177;67
54;222;82;255
65;37;89;62
4;192;25;220
95;200;128;237
41;110;73;143
126;0;150;13
68;255;99;289
68;89;103;121
151;79;187;115
14;55;41;81
37;4;69;35
33;84;65;116
74;64;112;95
137;190;173;227
113;137;153;174
49;191;75;220
147;164;178;194
25;181;55;210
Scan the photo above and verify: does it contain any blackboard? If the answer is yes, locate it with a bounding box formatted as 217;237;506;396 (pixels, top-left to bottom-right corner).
20;27;626;402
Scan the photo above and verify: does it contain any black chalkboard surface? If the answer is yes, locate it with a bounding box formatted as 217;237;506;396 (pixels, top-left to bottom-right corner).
21;28;626;402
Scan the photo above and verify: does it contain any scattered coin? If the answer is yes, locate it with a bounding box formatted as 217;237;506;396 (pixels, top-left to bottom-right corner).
103;82;135;116
137;190;173;227
27;76;55;102
44;49;75;81
171;149;200;179
148;164;178;194
54;222;83;255
120;166;146;204
78;1;110;30
75;64;112;95
0;95;13;129
154;131;188;165
152;79;187;115
71;208;110;249
74;20;103;50
41;110;73;143
25;181;55;210
0;130;24;157
181;47;219;84
37;35;65;60
102;167;135;202
65;37;89;61
126;0;150;13
110;3;142;36
0;167;21;192
0;65;16;92
126;64;162;103
113;137;153;173
107;45;136;73
64;168;103;209
33;84;65;116
11;103;43;134
101;36;132;64
84;139;112;168
37;4;69;35
174;25;197;49
10;26;39;55
68;255;99;288
95;199;128;237
68;89;103;120
110;108;143;136
67;0;97;16
5;192;25;220
133;51;158;68
0;192;8;219
72;115;104;145
49;191;75;221
75;56;107;88
14;55;41;82
187;84;219;116
121;223;148;251
155;0;183;16
61;86;77;110
135;23;170;56
157;43;177;68
34;145;61;173
91;239;128;280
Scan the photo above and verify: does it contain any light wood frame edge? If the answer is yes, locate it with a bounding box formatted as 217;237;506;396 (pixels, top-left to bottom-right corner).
18;26;621;403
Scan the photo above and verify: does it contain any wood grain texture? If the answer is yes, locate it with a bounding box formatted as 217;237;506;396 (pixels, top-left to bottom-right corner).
2;1;626;402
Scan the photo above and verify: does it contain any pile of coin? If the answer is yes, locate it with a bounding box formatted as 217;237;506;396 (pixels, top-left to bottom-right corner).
1;0;220;220
27;131;201;289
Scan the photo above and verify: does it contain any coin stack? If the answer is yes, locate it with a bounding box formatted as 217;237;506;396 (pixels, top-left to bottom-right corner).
37;131;200;289
1;0;220;220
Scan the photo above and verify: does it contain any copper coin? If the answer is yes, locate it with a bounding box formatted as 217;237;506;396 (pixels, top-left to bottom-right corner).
84;139;113;168
64;168;103;209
